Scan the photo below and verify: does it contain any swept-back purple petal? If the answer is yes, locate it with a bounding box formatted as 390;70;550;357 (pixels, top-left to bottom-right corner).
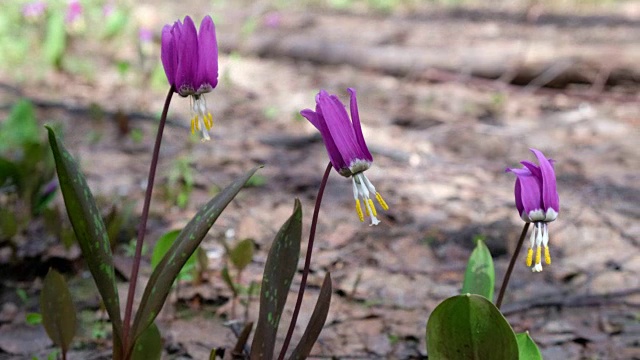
347;88;373;162
175;16;198;95
520;160;541;180
317;92;365;167
161;24;177;87
530;148;560;213
301;107;347;172
197;15;218;90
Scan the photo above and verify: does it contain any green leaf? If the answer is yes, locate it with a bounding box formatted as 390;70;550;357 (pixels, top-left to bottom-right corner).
288;272;332;360
44;12;66;67
102;9;129;39
40;269;76;353
516;332;543;360
461;238;495;301
151;229;198;282
0;207;18;240
229;238;254;272
426;294;518;360
26;312;43;325
131;166;261;342
131;322;162;360
250;199;302;360
46;127;122;341
0;100;39;153
221;266;237;297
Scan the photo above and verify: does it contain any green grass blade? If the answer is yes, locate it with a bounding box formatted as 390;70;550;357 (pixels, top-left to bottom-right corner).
46;126;122;340
131;166;261;341
250;199;302;360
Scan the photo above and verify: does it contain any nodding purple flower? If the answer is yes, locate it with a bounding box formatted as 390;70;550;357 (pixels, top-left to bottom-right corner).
22;1;47;21
301;88;389;225
507;149;560;272
161;15;218;141
65;0;83;25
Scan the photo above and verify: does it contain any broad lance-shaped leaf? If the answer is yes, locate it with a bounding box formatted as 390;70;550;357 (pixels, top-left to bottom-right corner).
517;332;543;360
229;238;254;271
288;272;332;360
250;199;302;360
426;294;518;360
461;238;495;301
40;269;76;354
46;127;122;340
131;322;162;360
131;166;261;341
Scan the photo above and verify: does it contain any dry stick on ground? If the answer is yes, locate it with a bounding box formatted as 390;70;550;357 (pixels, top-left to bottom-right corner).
501;287;640;315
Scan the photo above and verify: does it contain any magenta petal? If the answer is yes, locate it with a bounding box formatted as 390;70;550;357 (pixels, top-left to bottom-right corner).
347;88;373;162
161;24;177;87
530;148;560;214
508;167;543;220
513;177;524;218
318;91;364;167
301;107;347;172
197;15;218;90
175;16;198;94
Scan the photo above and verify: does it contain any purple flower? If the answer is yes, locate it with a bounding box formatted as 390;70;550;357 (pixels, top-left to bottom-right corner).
65;0;83;25
301;88;388;225
161;16;218;141
22;1;47;21
507;148;560;272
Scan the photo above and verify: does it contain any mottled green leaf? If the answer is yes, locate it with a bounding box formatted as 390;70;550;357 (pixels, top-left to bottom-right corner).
461;238;495;301
426;294;518;360
131;166;261;342
250;199;302;360
131;322;162;360
229;238;254;272
288;272;332;360
151;229;198;282
40;269;76;353
44;12;66;67
46;127;122;341
517;332;543;360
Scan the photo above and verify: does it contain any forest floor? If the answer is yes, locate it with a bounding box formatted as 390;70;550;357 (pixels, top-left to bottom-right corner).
0;1;639;359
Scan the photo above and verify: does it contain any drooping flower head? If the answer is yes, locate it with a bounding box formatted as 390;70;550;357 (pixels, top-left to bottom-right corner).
65;0;84;31
161;15;218;141
301;88;388;225
507;149;560;272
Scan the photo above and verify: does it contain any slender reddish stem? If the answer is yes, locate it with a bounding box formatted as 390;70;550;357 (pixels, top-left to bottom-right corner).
122;87;174;353
496;222;530;309
278;162;332;360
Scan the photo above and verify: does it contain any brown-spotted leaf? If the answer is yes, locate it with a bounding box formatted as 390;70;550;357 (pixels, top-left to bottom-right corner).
288;272;332;360
131;166;261;342
40;269;76;353
46;126;122;340
250;199;302;360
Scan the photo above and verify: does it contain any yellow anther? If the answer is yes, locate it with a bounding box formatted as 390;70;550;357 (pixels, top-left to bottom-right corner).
355;199;364;222
526;248;533;267
368;199;377;217
376;192;389;211
205;113;214;130
364;201;370;216
544;247;551;265
190;118;195;134
535;246;542;266
194;116;201;130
